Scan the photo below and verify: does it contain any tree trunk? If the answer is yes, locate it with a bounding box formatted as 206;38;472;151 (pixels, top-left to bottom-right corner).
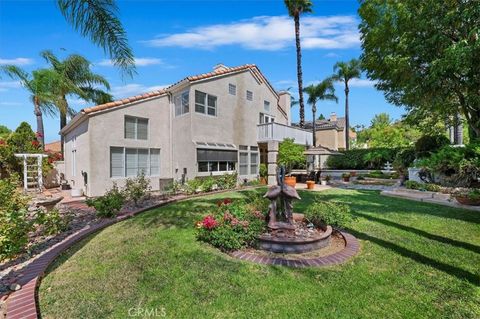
344;83;350;150
33;96;45;150
312;103;316;147
294;14;305;128
60;95;68;156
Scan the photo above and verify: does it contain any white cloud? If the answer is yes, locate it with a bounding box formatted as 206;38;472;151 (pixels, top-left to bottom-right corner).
0;81;21;92
0;101;22;106
110;83;169;99
324;52;341;58
346;78;376;88
0;58;34;66
143;15;360;51
98;57;165;67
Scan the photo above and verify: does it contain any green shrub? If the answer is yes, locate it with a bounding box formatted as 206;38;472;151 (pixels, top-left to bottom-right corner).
415;134;450;158
196;199;266;251
86;183;125;218
36;208;70;236
201;176;216;192
393;148;416;175
216;173;238;190
259;163;268;179
278;138;306;173
184;178;202;195
304;201;354;229
124;172;151;206
326;148;401;169
0;175;32;260
404;180;440;192
405;180;422;190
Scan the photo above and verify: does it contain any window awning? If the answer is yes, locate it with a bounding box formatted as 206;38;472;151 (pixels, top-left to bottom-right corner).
197;149;238;162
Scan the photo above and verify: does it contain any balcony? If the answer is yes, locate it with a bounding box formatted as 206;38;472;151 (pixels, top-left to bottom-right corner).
257;122;313;145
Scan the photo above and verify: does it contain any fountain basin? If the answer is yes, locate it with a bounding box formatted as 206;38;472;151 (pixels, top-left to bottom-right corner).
258;225;332;253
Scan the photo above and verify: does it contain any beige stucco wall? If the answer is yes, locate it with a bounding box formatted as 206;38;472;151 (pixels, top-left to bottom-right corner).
316;129;340;150
64;119;90;194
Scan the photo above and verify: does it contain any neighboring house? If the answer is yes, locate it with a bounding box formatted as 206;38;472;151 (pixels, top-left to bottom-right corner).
61;64;312;196
299;112;356;150
44;141;61;153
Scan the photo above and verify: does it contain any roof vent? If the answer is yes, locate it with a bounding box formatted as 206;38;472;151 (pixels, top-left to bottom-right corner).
213;63;228;72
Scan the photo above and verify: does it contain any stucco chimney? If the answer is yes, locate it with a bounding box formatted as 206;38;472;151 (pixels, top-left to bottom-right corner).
330;112;337;122
213;63;228;72
278;91;291;126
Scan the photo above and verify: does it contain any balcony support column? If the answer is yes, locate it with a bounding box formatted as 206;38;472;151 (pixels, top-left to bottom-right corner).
267;140;279;185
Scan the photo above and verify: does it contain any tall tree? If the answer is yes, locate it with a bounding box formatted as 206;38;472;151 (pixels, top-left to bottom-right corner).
56;0;135;77
1;66;59;149
303;79;338;146
284;0;313;128
41;50;112;154
359;0;480;141
331;59;362;150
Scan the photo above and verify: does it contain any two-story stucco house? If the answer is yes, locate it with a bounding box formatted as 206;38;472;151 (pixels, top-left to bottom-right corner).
61;64;312;196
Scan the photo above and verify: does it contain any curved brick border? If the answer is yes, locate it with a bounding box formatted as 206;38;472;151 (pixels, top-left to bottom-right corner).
2;187;264;319
230;231;360;268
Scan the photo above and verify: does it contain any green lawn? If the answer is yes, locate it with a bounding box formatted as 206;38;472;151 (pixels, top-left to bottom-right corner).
39;189;480;319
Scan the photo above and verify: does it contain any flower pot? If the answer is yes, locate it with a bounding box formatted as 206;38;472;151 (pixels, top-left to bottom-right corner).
306;180;315;189
321;180;327;186
343;177;350;182
260;177;267;185
284;176;297;188
454;195;480;206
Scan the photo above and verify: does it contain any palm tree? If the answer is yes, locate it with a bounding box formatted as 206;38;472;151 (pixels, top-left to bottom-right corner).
303;79;338;146
331;58;362;150
284;0;313;128
41;50;113;154
56;0;135;77
1;66;59;149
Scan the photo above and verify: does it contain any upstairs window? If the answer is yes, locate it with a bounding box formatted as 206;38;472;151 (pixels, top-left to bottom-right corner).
125;116;148;140
246;90;253;101
228;84;236;95
195;90;217;116
264;100;270;112
174;91;189;117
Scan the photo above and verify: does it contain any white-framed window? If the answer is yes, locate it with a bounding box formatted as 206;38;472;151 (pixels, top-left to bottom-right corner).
259;113;275;124
110;147;160;178
250;146;259;175
246;90;253;101
195;90;217;116
125;116;148;140
239;145;249;175
197;149;237;172
174;91;189;117
264;100;270;112
71;135;77;177
228;83;236;95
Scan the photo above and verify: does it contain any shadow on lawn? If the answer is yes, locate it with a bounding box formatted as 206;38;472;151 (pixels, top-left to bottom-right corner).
349;229;480;286
354;212;480;254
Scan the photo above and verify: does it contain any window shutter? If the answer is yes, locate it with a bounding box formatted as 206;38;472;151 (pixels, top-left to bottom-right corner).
125;117;136;139
125;148;138;177
150;149;160;175
137;119;148;140
110;147;124;177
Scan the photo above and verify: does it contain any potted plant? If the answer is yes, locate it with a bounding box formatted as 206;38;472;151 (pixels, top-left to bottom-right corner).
320;175;331;186
350;171;357;177
452;188;480;206
306;180;315;189
259;163;268;185
342;173;351;182
277;138;306;188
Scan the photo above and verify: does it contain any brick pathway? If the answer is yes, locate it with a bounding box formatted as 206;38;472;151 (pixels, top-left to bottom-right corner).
230;231;360;267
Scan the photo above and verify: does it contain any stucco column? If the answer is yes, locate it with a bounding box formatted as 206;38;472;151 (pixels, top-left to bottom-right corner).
267;140;279;185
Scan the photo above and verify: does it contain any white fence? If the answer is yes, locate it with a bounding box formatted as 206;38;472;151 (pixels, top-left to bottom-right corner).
257;122;313;145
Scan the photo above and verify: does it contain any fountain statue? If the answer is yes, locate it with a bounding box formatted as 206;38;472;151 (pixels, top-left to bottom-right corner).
264;166;301;237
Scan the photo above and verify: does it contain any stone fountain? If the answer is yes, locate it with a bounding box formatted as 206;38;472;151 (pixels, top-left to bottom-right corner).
258;166;332;253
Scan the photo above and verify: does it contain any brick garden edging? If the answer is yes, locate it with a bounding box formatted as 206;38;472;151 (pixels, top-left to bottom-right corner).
230;231;360;268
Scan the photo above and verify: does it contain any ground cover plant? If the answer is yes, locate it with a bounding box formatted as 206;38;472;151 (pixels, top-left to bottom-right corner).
39;188;480;318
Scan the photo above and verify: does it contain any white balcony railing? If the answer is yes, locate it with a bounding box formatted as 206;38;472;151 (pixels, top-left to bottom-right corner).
257;122;313;145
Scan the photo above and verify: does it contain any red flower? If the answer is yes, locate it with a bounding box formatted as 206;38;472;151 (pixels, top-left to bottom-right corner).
252;210;265;220
202;215;218;230
31;140;40;147
223;198;232;205
223;212;233;222
36;132;43;138
0;139;5;146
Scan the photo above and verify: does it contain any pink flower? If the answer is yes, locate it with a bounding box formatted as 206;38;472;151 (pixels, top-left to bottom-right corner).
202;215;218;230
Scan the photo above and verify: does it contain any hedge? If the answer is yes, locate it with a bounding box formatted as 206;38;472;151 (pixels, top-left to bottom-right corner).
326;148;402;170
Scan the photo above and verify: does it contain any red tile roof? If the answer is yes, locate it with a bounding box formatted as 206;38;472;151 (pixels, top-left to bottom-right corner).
44;140;61;153
81;64;275;115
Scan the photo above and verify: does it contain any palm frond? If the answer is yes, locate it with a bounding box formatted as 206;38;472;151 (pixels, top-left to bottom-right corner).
56;0;136;78
1;65;33;91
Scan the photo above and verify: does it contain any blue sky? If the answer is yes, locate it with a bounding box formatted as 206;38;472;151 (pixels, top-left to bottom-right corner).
0;0;405;143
